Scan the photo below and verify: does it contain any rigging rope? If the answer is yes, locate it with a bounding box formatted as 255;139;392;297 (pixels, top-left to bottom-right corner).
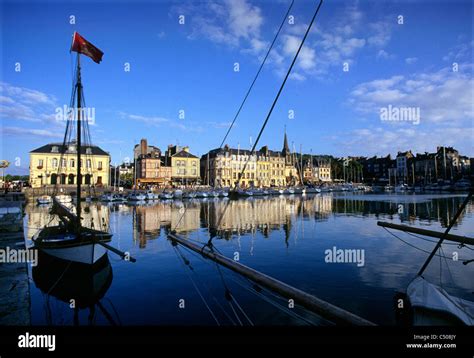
382;226;464;261
172;245;221;325
219;0;295;148
172;0;295;234
209;0;324;245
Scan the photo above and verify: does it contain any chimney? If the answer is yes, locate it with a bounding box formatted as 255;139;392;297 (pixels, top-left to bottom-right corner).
140;138;147;156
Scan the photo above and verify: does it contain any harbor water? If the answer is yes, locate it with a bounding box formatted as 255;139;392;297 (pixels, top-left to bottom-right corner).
24;192;474;325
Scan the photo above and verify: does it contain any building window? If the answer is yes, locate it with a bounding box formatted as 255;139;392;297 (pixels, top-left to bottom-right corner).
52;158;58;168
86;159;91;168
51;146;59;153
192;169;197;175
61;158;67;167
192;161;197;166
98;161;103;170
38;159;44;167
86;147;92;155
70;159;75;168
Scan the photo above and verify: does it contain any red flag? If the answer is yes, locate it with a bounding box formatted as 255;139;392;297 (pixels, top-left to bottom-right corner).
71;32;104;64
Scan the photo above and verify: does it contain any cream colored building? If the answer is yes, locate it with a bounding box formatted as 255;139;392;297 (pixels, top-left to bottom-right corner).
165;145;200;185
202;146;258;187
29;142;110;188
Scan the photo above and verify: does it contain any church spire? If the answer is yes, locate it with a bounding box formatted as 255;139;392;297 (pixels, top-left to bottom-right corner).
282;126;290;154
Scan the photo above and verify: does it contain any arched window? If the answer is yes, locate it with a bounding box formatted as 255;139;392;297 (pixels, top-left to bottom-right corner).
50;173;57;185
68;174;75;184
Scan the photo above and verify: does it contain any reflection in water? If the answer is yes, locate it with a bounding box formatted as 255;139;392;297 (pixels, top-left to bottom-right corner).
127;194;472;247
32;252;114;325
25;193;474;325
26;203;110;242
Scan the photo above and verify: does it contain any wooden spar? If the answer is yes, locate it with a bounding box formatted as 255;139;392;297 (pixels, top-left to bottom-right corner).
377;221;474;245
168;232;375;326
417;190;473;276
98;241;136;263
53;197;76;223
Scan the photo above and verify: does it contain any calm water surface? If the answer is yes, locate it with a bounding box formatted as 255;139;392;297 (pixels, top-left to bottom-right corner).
24;192;474;326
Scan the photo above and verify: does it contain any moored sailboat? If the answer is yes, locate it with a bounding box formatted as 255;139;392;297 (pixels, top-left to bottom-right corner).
33;32;112;266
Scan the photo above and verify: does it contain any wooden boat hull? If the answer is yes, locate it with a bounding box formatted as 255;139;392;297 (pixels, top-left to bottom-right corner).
33;226;112;266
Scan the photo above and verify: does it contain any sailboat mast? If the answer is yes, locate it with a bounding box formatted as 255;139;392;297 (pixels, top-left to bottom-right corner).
76;54;82;229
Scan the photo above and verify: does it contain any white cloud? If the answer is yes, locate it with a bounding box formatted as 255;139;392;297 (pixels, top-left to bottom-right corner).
0;82;56;106
173;2;394;80
173;0;265;55
333;126;474;157
0;82;61;125
367;21;392;47
405;57;418;64
348;66;474;124
1;126;63;138
282;35;316;70
119;112;169;125
276;3;391;79
206;121;235;129
442;40;473;62
118;111;204;133
376;49;394;60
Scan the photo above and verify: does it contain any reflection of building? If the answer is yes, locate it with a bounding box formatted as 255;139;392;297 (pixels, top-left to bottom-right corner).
29;142;110;188
26;203;110;241
133;201;200;247
207;197;288;234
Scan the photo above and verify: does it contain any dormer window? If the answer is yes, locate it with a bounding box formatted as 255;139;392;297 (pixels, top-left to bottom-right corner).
86;147;92;155
68;145;76;152
51;146;59;153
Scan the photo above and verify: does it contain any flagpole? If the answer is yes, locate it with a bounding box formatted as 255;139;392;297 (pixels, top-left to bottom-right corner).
76;53;82;230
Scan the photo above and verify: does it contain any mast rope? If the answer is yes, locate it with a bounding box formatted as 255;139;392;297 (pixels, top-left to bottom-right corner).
171;0;295;234
174;244;242;325
210;0;324;246
172;246;221;325
219;0;295;148
382;227;470;263
178;237;322;325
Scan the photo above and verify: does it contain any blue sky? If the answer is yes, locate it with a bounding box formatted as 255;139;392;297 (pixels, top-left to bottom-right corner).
1;0;473;174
